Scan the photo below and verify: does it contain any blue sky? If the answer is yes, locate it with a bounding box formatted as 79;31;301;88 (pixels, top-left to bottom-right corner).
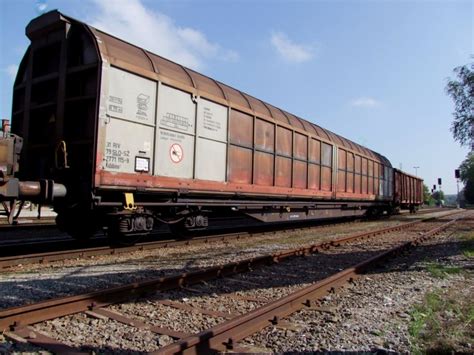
0;0;472;194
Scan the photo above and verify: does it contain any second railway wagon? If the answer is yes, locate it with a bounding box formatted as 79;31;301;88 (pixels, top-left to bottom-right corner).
2;11;422;243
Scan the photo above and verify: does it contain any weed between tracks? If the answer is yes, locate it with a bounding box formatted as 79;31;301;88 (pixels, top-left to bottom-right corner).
409;230;474;355
425;263;462;279
461;232;474;258
408;286;474;354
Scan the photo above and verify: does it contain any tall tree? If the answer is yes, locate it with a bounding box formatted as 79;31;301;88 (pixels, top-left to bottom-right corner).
446;62;474;147
459;154;474;203
432;190;445;205
423;184;434;205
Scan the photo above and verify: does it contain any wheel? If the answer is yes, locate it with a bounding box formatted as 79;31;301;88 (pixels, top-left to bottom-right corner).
107;215;152;247
168;215;208;239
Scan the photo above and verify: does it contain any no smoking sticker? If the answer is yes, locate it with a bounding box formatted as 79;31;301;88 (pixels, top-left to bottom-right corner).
169;143;183;163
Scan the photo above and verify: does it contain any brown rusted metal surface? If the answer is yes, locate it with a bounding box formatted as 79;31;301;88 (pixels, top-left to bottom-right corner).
393;169;423;206
321;166;332;191
293;160;307;189
255;118;275;152
267;105;290;125
308;164;320;190
309;139;321;163
275;157;291;188
254;151;274;186
218;83;250;109
229;110;253;147
155;216;462;355
227;145;252;184
276;126;292;156
7;326;85;354
88;308;191;339
294;133;307;160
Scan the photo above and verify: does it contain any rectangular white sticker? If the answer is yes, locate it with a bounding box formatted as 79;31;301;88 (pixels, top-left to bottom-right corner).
135;156;150;172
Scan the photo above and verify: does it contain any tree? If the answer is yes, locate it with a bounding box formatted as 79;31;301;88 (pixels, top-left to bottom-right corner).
464;180;474;203
432;190;445;205
423;184;434;205
445;62;474;147
459;154;474;203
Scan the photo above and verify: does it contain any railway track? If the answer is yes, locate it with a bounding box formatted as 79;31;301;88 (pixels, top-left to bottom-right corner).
0;209;456;270
0;210;467;353
0;217;365;270
0;217;56;229
0;213;357;250
159;215;465;354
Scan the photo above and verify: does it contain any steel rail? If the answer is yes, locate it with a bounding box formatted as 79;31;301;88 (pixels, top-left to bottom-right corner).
0;211;463;332
155;215;463;354
0;217;56;229
0;217;365;270
0;209;456;269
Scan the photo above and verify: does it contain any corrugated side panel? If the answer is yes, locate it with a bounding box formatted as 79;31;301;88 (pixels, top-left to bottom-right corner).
103;67;155;173
308;164;320;190
155;84;196;178
254;151;274;185
228;110;253;183
227;145;252;184
275;156;291;187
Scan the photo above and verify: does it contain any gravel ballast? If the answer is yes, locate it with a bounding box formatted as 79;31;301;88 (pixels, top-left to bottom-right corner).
0;214;445;310
241;217;473;352
0;210;467;354
5;214;465;354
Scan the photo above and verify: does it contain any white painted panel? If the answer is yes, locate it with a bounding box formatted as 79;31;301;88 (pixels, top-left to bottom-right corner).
195;138;226;182
155;128;194;178
103;118;154;173
197;98;227;143
106;67;156;126
157;85;196;134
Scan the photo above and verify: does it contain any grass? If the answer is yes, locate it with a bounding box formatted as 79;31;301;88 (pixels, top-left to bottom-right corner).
409;287;474;354
426;262;462;279
460;233;474;258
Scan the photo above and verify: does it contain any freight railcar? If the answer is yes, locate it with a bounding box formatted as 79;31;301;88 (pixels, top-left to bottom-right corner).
393;169;423;212
0;11;423;243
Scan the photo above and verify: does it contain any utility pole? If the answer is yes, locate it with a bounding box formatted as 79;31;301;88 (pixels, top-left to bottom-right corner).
455;169;460;208
413;166;419;176
437;178;443;207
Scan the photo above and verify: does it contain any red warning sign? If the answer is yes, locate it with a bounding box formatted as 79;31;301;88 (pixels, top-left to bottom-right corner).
169;143;183;163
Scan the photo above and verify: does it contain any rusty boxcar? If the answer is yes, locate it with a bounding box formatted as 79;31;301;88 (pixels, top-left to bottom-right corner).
393;169;423;212
0;11;423;243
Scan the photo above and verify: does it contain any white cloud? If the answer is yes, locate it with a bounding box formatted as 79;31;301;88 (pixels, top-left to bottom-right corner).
88;0;238;70
4;65;18;80
350;97;381;108
35;0;48;14
270;32;313;63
